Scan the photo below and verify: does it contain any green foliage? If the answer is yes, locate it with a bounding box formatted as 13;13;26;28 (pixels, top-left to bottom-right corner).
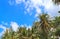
52;0;60;5
55;28;60;36
1;14;60;39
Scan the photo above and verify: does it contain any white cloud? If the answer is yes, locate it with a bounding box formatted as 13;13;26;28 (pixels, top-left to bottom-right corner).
15;0;25;4
13;0;60;17
35;7;42;17
1;21;8;26
10;22;19;32
0;25;6;37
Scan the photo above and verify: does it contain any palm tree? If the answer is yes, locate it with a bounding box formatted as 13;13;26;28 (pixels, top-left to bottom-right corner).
52;16;60;28
52;0;60;5
49;16;60;39
32;21;41;39
55;28;60;39
38;13;51;39
27;28;32;39
9;27;15;39
2;29;9;39
17;26;28;39
32;13;51;39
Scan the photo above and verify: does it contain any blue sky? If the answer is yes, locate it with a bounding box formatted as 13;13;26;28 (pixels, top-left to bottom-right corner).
0;0;36;37
0;0;60;37
0;0;36;25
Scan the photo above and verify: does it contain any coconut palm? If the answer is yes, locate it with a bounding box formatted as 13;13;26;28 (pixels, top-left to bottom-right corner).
9;27;16;39
38;13;51;39
17;26;28;39
32;21;41;39
52;0;60;5
55;28;60;37
52;16;60;28
49;16;60;39
2;29;9;39
32;13;51;39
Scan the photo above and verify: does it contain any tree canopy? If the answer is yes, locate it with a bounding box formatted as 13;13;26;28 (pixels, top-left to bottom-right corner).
1;13;60;39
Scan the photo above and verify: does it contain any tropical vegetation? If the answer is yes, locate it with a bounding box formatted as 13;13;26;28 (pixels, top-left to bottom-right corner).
1;13;60;39
1;0;60;39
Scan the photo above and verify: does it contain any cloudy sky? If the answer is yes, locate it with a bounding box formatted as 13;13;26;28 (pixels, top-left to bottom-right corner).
0;0;60;37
